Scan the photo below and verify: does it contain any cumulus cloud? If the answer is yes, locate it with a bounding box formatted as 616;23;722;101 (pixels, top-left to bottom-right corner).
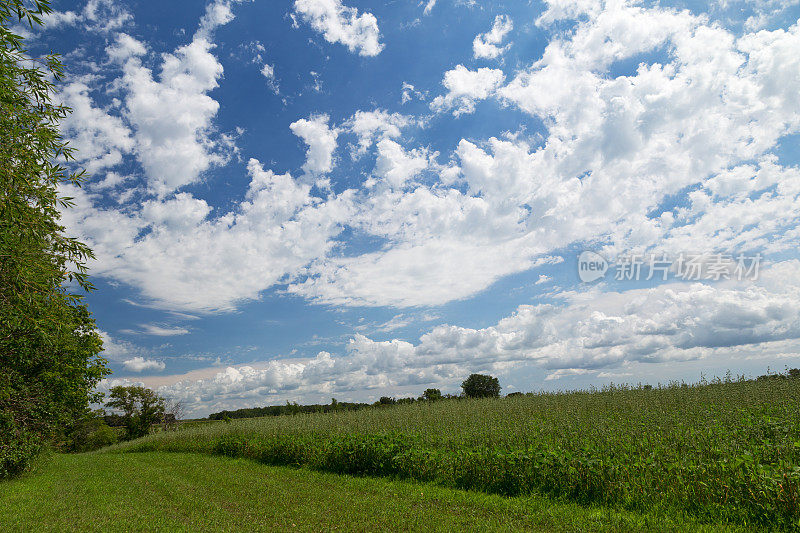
58;79;135;176
290;114;340;177
42;0;131;33
401;82;424;104
114;36;230;196
98;330;139;361
345;109;413;156
197;0;237;39
60;159;353;312
89;2;241;197
289;236;542;307
123;357;166;372
105;32;146;62
473;14;513;59
286;5;800;309
373;139;431;188
431;65;505;116
60;0;800;319
741;0;800;31
133;261;800;415
293;0;384;56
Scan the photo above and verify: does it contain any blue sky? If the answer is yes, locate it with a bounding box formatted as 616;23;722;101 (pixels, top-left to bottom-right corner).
21;0;800;415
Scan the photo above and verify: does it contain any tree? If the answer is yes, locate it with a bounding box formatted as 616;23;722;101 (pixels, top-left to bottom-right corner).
422;388;442;401
162;398;185;430
461;374;501;399
105;386;165;440
0;0;108;478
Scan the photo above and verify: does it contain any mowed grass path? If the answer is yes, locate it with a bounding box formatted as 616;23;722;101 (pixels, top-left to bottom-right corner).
0;452;736;532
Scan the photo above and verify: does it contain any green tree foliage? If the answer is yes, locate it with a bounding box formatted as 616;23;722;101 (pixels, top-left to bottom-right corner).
421;388;442;401
0;0;108;478
461;374;501;398
60;410;119;452
106;386;166;440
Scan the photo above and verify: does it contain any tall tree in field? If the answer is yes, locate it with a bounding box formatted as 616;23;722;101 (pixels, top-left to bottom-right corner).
106;386;166;440
0;0;108;477
461;374;501;399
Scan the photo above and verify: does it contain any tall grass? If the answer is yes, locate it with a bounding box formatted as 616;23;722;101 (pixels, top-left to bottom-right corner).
114;379;800;529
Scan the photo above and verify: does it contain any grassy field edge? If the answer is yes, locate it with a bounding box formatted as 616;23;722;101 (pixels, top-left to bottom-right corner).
0;452;744;532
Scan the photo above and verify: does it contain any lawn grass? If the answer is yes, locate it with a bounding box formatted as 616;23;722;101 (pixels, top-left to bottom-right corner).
0;452;739;532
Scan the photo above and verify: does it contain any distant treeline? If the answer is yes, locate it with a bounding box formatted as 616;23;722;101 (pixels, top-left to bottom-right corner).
207;388;459;420
208;400;372;420
207;369;800;421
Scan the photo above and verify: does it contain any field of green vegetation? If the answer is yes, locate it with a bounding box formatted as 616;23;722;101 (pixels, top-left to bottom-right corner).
1;452;737;532
110;378;800;530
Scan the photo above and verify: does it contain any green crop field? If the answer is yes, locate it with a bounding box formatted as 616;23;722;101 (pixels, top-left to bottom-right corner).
102;378;800;530
2;378;798;531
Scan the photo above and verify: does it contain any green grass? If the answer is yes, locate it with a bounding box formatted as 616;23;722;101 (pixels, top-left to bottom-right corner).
112;379;800;529
0;452;739;532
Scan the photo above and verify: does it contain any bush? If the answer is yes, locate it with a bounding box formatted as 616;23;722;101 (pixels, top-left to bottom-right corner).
62;414;120;453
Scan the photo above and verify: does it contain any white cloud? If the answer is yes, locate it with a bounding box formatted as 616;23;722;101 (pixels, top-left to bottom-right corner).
293;0;384;57
431;65;505;116
290;114;339;177
346;109;413;156
105;33;146;62
98;330;138;361
123;357;166;372
197;0;237;39
139;324;191;336
117;37;227;196
100;8;240;197
373;139;431;188
287;7;800;309
742;0;800;31
260;63;279;94
59;0;800;319
134;261;800;416
289;236;542;307
401;82;424;104
42;0;132;33
355;314;413;333
58;79;135;176
545;368;591;380
423;0;437;16
42;10;80;29
60;159;353;312
92;171;132;191
473;14;513;59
